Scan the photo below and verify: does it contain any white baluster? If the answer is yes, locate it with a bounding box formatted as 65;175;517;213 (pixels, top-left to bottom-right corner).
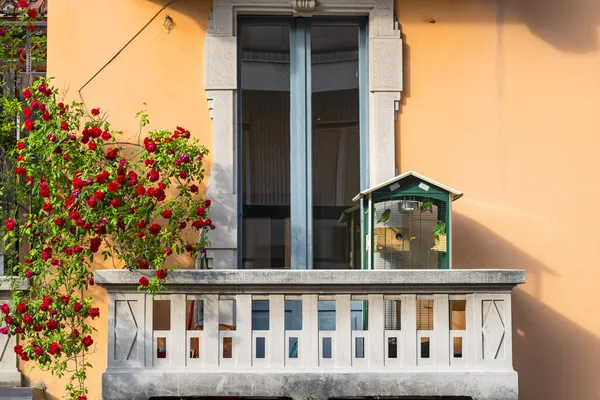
203;294;219;367
336;294;352;368
433;294;450;367
236;294;252;368
171;294;186;367
269;295;285;368
465;294;476;366
400;294;417;367
367;294;384;368
300;294;319;368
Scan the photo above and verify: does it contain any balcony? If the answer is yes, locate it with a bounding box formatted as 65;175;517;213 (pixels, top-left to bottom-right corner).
95;269;525;400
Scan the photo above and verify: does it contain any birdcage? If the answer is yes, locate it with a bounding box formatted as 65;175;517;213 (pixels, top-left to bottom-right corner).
352;171;463;270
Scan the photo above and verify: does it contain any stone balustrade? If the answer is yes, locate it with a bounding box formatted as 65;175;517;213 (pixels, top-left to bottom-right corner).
95;269;525;400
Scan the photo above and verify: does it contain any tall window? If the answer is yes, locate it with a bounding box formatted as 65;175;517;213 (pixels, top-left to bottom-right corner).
240;17;367;270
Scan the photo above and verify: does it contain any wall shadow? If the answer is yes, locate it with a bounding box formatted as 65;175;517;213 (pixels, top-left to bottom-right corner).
397;0;600;53
453;213;600;400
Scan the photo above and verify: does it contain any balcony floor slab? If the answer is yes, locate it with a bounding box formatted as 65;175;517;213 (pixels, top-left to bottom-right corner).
102;370;518;400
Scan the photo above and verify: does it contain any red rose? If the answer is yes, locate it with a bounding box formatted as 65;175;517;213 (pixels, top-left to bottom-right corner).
78;397;87;400
4;316;13;325
138;260;149;269
101;131;111;141
73;177;84;190
23;107;32;117
48;342;61;356
42;111;51;121
89;307;100;319
205;199;211;207
73;303;83;312
116;175;126;184
107;181;119;192
5;219;16;231
161;210;172;219
60;295;70;305
135;185;145;196
87;198;97;208
24;119;34;131
22;89;32;98
144;138;157;152
82;335;93;347
158;182;166;190
46;320;59;330
164;247;173;255
1;304;9;314
54;218;65;228
88;142;97;151
110;199;122;208
138;276;149;287
185;244;194;252
91;108;100;116
20;353;29;362
15;166;26;176
190;185;199;193
42;203;52;212
17;141;26;150
14;345;23;355
0;28;5;37
94;191;105;200
27;8;37;19
148;223;161;236
23;314;33;325
90;237;102;253
33;323;42;332
60;121;69;131
156;269;168;280
136;220;147;229
33;346;44;357
73;245;83;253
148;169;159;182
179;171;187;179
69;211;80;220
105;148;119;161
196;206;206;217
42;296;53;307
16;303;28;313
192;220;204;229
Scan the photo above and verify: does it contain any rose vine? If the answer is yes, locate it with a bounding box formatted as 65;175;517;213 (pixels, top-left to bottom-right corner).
0;77;212;399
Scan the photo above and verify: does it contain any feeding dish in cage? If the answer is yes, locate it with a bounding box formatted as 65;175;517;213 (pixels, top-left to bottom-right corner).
398;200;419;213
353;171;462;270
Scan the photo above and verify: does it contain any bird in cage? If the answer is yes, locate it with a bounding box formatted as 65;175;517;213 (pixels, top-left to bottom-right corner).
420;199;434;213
433;221;446;237
377;208;391;224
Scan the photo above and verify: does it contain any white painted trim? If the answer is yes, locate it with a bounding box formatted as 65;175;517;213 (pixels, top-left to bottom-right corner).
204;0;402;268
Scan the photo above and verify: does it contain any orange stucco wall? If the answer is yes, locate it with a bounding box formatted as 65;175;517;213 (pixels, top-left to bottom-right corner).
41;0;600;399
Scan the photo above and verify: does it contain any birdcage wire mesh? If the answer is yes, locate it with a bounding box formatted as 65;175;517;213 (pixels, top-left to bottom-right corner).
373;196;447;270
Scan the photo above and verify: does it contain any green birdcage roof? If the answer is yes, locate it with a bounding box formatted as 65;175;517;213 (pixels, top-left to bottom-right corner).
352;170;463;202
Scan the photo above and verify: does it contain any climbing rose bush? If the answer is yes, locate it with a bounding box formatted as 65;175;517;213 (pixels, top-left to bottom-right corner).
0;78;212;400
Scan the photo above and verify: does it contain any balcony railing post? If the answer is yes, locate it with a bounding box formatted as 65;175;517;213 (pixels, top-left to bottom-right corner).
336;294;352;367
367;294;384;367
171;294;187;367
107;292;146;369
269;294;285;368
203;294;219;367
433;294;450;366
473;293;513;369
400;294;417;367
236;294;252;367
466;294;477;366
301;294;319;367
